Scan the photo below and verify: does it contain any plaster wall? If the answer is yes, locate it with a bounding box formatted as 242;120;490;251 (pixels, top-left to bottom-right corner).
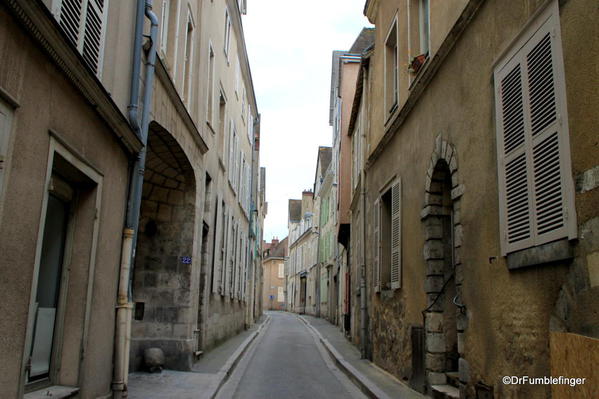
365;0;599;396
0;9;130;397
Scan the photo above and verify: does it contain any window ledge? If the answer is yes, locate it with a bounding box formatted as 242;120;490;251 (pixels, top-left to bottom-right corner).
506;239;574;270
25;386;79;399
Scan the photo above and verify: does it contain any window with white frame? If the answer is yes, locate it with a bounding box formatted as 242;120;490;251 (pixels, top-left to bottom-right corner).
206;43;215;127
224;8;231;59
374;179;401;291
384;18;399;116
159;0;169;55
277;286;284;302
278;263;284;279
54;0;108;76
419;0;430;56
493;1;576;256
182;11;194;104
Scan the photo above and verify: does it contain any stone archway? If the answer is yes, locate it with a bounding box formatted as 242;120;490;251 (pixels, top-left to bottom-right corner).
421;137;468;394
130;121;197;371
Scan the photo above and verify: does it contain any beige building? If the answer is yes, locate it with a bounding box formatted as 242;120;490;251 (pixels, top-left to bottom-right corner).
0;0;263;397
350;0;599;397
262;237;288;311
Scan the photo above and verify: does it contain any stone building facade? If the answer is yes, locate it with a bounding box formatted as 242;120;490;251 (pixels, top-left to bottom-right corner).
262;237;288;311
0;0;263;397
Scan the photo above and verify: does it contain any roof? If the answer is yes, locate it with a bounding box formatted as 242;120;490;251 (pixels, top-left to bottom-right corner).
313;146;332;192
267;237;288;258
349;28;375;53
288;199;302;222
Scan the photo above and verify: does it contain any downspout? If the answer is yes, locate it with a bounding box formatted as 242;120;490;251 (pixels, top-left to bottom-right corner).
359;66;368;359
113;2;158;398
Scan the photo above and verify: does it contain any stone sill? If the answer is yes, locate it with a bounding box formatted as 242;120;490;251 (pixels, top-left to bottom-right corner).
25;386;79;399
507;239;574;270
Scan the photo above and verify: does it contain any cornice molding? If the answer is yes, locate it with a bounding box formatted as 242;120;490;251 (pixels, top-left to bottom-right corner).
3;0;143;155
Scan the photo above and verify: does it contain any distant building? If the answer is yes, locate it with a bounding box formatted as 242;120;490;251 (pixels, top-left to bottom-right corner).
262;237;288;310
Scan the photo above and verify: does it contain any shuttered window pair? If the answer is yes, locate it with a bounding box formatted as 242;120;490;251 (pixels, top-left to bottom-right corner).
494;1;576;256
56;0;108;76
374;179;401;291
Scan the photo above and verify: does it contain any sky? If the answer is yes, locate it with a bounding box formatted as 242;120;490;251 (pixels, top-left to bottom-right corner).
243;0;371;242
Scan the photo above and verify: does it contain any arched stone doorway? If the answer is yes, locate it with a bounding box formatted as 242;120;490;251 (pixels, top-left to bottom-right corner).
130;122;197;371
421;138;468;395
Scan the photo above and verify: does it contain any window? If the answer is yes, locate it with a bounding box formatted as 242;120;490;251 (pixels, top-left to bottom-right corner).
247;108;253;142
419;0;430;56
55;0;108;75
384;18;399;116
224;9;231;59
235;59;241;98
228;120;236;183
374;179;401;291
278;263;284;279
159;0;169;55
206;44;215;127
493;1;576;256
277;286;284;302
218;89;227;161
182;11;194;104
0;100;14;205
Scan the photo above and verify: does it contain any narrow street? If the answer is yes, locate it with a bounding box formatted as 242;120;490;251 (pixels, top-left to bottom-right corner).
217;312;366;399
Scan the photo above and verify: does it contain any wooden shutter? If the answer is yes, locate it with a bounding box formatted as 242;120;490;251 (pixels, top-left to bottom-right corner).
82;0;106;73
494;4;576;256
373;198;381;292
390;180;401;289
58;0;107;75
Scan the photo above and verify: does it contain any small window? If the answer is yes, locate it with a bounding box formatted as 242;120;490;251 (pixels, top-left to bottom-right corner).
278;263;284;279
159;0;169;55
182;12;195;104
493;1;576;256
374;179;401;291
206;44;215;127
384;19;399;116
224;9;231;59
419;0;430;56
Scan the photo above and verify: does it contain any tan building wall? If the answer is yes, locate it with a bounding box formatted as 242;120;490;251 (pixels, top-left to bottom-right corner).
0;2;138;396
262;258;285;310
361;0;599;397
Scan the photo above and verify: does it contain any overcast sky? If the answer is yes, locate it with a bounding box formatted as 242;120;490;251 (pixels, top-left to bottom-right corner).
243;0;371;242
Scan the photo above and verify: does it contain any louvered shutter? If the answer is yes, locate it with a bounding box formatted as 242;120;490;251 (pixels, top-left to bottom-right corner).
390;180;401;289
494;6;576;256
58;0;107;76
373;198;381;292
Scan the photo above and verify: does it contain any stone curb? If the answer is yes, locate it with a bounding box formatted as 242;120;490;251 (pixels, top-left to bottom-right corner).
298;315;392;399
207;315;272;399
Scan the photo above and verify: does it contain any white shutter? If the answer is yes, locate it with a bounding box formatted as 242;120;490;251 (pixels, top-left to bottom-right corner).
390;180;401;289
58;0;83;45
373;198;381;292
495;6;575;255
228;123;234;182
58;0;107;75
82;0;106;74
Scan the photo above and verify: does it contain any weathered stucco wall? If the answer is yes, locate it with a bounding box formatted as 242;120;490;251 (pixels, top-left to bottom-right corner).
0;8;130;397
365;0;599;396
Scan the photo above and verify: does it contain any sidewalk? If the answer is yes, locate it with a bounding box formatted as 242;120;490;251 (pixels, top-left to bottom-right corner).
127;315;269;399
300;314;425;399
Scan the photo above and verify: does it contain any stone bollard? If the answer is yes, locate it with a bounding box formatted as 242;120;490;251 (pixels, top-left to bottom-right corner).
144;347;165;373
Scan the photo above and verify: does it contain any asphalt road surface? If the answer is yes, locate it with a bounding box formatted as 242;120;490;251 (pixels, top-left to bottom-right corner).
217;312;366;399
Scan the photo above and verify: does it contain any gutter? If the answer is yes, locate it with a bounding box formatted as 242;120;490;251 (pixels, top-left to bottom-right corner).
113;1;158;397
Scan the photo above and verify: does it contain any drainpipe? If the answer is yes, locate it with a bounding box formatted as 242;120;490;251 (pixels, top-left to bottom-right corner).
359;67;368;359
113;1;158;398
